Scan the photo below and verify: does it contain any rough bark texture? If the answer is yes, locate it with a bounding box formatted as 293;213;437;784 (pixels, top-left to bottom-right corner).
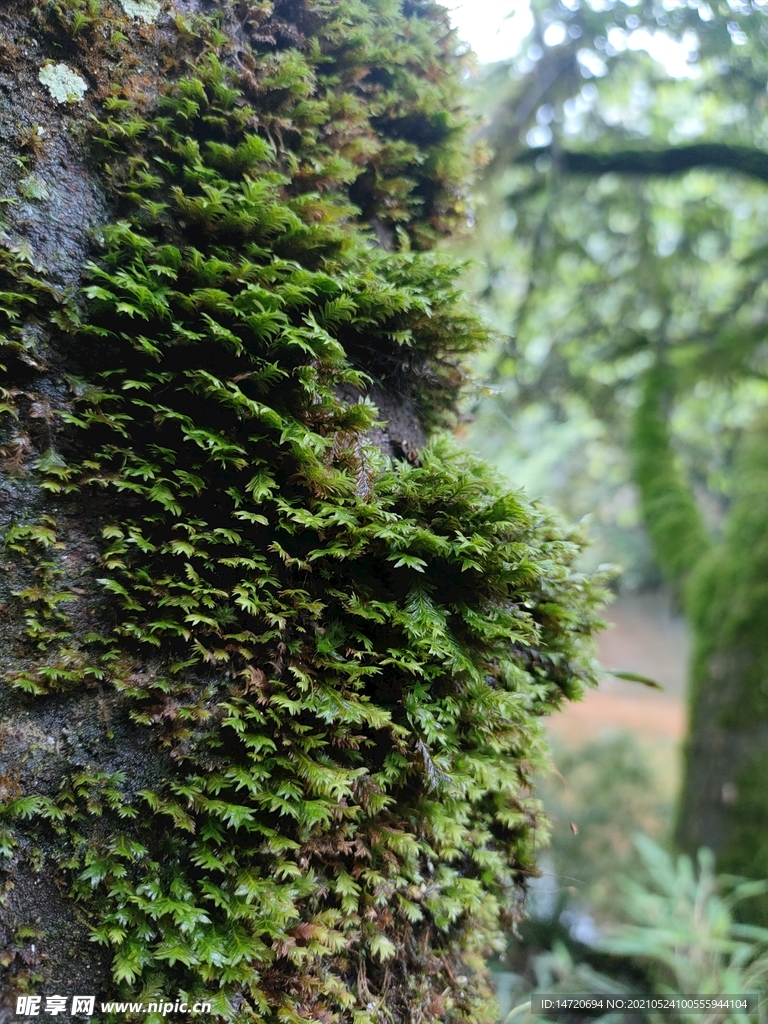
0;4;159;1007
0;2;602;1020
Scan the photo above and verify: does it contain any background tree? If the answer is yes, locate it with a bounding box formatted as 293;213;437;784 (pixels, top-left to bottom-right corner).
0;0;602;1019
465;0;768;918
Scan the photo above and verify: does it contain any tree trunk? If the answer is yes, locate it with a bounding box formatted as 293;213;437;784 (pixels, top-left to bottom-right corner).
677;417;768;922
0;1;601;1019
632;371;768;917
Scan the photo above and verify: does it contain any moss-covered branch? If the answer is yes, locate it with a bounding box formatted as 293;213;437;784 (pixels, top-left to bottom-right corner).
520;143;768;184
631;367;711;598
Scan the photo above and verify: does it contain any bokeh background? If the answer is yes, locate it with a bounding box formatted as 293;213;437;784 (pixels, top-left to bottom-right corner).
443;1;768;1016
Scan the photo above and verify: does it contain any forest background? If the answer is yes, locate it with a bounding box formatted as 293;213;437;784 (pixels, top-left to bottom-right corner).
450;0;768;1013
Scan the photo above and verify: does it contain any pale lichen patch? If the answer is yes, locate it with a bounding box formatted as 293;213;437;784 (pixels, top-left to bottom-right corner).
38;63;88;105
118;0;160;22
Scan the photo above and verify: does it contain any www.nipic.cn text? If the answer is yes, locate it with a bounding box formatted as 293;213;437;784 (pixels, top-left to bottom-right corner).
15;996;212;1017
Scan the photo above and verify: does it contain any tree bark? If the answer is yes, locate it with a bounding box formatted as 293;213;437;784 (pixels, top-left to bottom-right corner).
677;417;768;922
631;373;768;918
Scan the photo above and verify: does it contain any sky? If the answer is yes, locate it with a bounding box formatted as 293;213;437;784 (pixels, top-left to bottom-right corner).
447;0;532;64
446;0;698;77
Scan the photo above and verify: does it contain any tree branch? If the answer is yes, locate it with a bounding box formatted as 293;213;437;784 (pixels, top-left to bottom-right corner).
632;366;711;600
521;143;768;183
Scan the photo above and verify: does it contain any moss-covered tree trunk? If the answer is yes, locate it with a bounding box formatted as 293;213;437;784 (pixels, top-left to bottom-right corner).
0;2;601;1020
632;370;768;920
677;417;768;921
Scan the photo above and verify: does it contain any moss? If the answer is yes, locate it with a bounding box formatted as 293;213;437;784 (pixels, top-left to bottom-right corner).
0;2;605;1018
631;366;711;600
721;748;768;921
676;415;768;922
632;371;768;916
691;487;768;727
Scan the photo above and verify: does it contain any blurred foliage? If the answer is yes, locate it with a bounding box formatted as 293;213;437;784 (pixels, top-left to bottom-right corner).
534;736;675;921
488;732;675;1018
454;0;768;905
458;0;768;586
501;835;768;1024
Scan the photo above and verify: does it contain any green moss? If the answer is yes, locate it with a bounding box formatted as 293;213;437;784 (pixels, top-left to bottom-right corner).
721;748;768;922
672;415;768;925
685;416;768;719
632;372;768;910
631;366;711;599
0;4;604;1018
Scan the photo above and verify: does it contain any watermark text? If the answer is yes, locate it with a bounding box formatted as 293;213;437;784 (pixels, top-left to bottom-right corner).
15;996;212;1017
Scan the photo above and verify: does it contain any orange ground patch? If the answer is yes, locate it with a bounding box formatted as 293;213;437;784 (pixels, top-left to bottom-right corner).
548;688;686;744
548;593;689;745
